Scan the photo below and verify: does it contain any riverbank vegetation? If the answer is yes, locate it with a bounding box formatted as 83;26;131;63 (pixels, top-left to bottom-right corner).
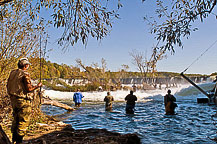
35;58;209;92
32;58;208;79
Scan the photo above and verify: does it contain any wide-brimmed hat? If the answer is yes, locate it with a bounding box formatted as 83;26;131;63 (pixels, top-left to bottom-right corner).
18;58;31;66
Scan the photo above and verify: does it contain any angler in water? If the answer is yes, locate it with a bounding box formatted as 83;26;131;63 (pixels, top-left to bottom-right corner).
164;89;178;115
211;76;217;104
125;90;137;114
73;89;84;107
7;58;42;144
104;92;114;111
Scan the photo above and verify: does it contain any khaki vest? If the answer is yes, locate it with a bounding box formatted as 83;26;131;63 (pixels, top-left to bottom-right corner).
7;69;31;99
104;95;114;107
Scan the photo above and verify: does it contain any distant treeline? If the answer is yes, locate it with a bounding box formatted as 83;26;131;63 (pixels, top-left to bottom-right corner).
29;58;210;80
1;58;214;92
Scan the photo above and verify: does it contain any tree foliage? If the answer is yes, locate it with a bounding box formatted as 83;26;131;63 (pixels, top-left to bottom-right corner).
147;46;167;77
24;0;119;49
0;0;12;6
145;0;217;53
75;58;110;86
0;0;120;90
1;0;120;50
45;0;120;49
0;1;45;82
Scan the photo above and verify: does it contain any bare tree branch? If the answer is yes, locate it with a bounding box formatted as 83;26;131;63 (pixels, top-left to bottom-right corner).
0;0;12;6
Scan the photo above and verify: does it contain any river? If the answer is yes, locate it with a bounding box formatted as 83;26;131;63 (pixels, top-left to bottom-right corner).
42;83;217;144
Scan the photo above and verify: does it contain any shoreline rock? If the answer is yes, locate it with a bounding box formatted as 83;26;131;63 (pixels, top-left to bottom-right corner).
24;124;141;144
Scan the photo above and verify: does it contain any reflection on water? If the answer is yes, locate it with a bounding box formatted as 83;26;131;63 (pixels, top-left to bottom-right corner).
41;95;217;144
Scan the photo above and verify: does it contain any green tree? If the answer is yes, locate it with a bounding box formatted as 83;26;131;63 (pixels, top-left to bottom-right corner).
145;0;217;53
0;1;45;82
0;0;120;86
1;0;120;49
76;58;112;88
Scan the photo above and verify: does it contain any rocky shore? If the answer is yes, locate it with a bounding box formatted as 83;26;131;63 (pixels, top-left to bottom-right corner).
24;125;140;144
1;118;141;144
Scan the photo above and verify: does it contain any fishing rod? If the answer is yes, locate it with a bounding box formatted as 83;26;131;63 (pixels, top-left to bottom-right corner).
39;35;42;106
39;36;48;106
180;39;217;99
180;72;210;97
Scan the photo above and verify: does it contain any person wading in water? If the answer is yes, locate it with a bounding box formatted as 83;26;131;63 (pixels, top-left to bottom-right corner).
73;89;84;107
125;90;137;114
104;92;114;111
164;89;177;115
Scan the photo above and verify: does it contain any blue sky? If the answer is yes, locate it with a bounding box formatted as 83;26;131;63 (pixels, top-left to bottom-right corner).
46;1;217;75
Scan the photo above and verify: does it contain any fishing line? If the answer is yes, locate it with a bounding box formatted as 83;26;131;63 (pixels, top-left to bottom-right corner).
182;39;217;73
44;39;47;58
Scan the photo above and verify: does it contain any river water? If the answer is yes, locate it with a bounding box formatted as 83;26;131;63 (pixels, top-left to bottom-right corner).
42;83;217;144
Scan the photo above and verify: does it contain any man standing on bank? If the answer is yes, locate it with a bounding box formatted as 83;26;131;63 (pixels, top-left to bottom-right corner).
125;90;137;114
104;92;114;111
7;58;42;144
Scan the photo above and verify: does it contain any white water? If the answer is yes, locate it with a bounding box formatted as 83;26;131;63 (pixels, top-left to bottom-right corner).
44;84;193;102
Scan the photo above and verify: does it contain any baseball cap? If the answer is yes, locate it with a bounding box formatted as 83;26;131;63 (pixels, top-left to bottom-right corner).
18;58;31;66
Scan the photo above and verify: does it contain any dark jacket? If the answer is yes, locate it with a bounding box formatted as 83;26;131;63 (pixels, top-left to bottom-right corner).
164;94;176;107
125;94;137;106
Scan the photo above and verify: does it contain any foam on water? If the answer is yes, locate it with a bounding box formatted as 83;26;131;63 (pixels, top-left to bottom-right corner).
44;84;192;102
176;82;215;96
